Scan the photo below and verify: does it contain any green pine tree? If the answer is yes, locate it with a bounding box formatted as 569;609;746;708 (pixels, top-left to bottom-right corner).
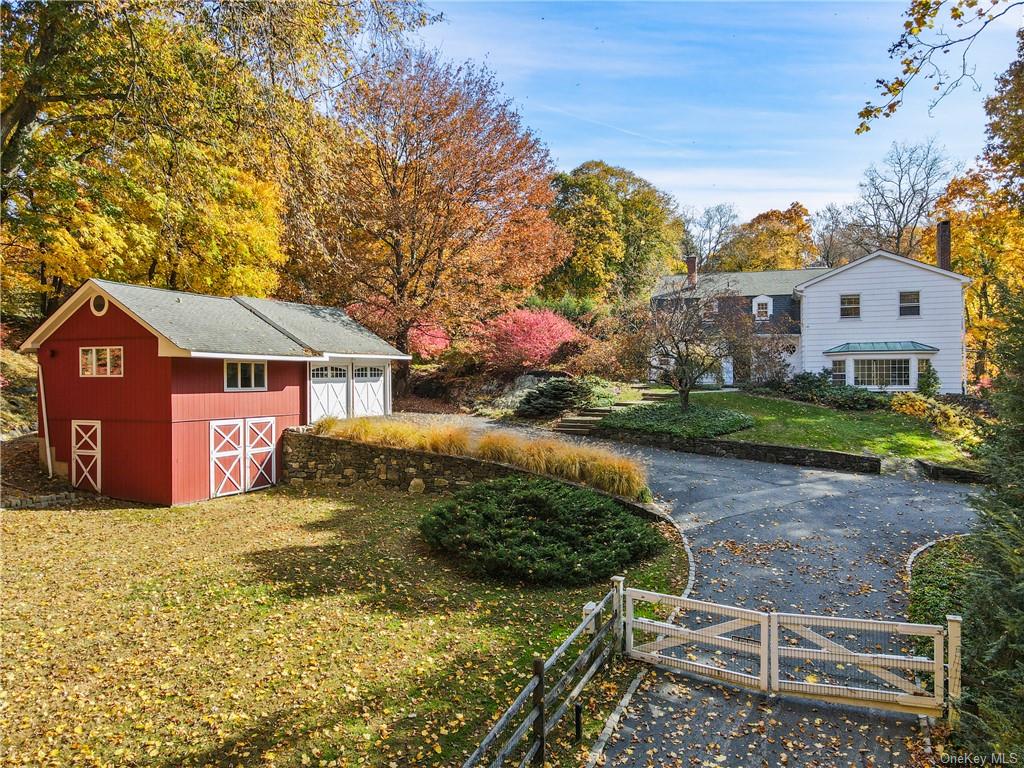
958;287;1024;753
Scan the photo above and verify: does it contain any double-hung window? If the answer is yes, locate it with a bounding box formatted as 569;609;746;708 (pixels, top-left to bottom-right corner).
830;360;847;386
839;294;860;319
79;346;123;377
899;291;920;316
755;301;769;321
225;361;267;391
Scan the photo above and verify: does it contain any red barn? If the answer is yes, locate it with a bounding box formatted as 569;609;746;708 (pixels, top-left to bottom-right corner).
20;279;409;506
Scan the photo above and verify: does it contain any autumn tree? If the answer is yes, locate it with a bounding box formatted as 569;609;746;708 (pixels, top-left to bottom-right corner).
921;170;1024;380
985;28;1024;208
715;202;816;271
859;0;1022;132
285;50;565;391
846;139;952;258
811;203;861;267
544;161;681;301
681;203;739;272
0;0;426;314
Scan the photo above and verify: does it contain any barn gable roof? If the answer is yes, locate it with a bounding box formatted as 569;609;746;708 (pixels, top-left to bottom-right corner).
20;279;409;359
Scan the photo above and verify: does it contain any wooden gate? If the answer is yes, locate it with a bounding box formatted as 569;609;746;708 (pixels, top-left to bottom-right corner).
71;420;101;492
625;588;770;691
623;586;961;717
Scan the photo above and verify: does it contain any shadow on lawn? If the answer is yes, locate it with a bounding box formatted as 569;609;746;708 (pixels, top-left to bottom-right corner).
243;501;461;613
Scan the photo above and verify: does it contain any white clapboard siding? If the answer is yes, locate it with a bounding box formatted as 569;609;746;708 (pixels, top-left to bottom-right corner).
800;256;966;393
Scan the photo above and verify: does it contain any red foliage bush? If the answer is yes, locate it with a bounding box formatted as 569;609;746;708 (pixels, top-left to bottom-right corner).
409;323;451;359
476;309;579;373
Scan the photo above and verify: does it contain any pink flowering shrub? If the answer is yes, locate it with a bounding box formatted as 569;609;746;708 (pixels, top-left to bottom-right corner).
477;309;579;373
409;323;451;359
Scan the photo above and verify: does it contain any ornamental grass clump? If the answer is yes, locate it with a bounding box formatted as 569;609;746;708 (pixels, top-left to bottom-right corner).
313;417;471;456
418;476;666;585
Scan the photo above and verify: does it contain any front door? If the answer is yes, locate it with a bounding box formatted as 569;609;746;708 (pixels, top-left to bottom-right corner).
210;418;276;498
71;420;101;492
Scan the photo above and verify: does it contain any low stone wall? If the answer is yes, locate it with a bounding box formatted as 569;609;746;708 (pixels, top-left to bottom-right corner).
591;428;882;474
915;459;989;485
281;428;666;522
2;490;82;509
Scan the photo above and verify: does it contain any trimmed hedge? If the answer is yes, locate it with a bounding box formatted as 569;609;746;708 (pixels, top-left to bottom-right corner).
597;401;754;439
746;370;890;411
418;476;666;586
514;375;617;418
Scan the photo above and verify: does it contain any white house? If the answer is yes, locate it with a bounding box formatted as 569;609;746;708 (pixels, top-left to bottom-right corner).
652;238;971;394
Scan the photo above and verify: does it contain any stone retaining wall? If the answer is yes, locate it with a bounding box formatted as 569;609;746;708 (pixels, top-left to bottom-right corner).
2;490;82;509
281;429;666;522
914;459;989;485
591;428;882;474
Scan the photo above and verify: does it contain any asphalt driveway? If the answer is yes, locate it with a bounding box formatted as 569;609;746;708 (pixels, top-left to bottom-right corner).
393;413;978;765
596;447;976;767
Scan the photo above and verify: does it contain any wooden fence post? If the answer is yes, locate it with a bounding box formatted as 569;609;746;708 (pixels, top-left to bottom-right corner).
531;656;545;766
611;576;625;655
946;614;963;725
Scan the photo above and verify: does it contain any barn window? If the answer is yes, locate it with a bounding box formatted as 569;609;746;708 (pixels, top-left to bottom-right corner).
79;346;123;377
90;295;108;316
224;361;267;391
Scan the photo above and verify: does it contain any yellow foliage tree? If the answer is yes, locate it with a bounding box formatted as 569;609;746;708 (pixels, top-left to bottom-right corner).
715;202;817;272
923;170;1024;380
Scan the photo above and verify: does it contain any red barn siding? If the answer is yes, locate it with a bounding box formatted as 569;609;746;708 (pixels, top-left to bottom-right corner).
169;359;305;504
37;302;173;504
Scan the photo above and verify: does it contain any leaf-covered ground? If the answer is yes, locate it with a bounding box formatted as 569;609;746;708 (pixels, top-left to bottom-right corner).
1;484;687;767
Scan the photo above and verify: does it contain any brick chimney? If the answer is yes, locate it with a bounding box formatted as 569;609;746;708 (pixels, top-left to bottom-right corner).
936;220;951;271
686;256;697;287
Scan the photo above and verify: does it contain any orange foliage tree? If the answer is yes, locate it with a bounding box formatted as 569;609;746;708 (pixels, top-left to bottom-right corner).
923;170;1024;381
282;50;565;389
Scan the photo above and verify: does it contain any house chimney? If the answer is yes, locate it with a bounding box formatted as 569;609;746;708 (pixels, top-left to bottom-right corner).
686;256;697;287
936;220;951;271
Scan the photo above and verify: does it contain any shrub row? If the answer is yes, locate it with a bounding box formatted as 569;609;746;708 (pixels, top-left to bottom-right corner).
746;370;890;411
907;537;974;627
419;476;666;586
597;402;754;439
311;417;650;500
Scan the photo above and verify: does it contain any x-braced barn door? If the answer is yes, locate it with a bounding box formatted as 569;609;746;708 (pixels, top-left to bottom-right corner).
71;420;101;492
210;417;276;498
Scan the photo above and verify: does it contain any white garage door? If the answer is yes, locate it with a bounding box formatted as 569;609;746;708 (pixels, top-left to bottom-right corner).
353;365;385;417
310;364;348;422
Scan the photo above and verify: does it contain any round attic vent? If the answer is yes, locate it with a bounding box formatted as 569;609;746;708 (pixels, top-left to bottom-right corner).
90;294;108;316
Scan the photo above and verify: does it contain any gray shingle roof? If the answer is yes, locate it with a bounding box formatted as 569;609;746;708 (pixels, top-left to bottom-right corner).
236;297;404;357
93;280;403;358
824;341;939;354
653;268;832;298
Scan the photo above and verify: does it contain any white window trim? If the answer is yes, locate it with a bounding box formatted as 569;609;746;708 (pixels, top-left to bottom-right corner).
752;295;773;320
224;360;268;392
79;346;124;377
89;294;109;317
839;294;861;319
899;290;921;318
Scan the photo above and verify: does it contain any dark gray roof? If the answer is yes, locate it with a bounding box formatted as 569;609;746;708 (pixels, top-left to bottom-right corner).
824;341;939;354
653;268;832;299
236;297;404;357
93;280;402;358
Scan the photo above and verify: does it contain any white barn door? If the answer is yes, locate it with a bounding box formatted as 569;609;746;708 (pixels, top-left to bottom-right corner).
309;364;348;422
353;365;385;417
210;417;276;498
71;420;101;492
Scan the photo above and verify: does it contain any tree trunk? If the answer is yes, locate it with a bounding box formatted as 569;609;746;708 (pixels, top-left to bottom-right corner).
678;387;691;410
391;325;412;398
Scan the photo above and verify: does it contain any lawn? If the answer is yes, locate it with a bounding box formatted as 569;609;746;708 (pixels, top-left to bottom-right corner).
1;484;687;767
603;391;971;464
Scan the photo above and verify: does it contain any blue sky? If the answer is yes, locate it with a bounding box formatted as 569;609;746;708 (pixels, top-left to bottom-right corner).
416;1;1020;218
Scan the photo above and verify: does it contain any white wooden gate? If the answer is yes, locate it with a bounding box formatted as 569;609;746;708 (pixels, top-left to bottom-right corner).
310;364;348;422
210;417;276;498
623;586;959;717
71;420;101;492
353;366;385;417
